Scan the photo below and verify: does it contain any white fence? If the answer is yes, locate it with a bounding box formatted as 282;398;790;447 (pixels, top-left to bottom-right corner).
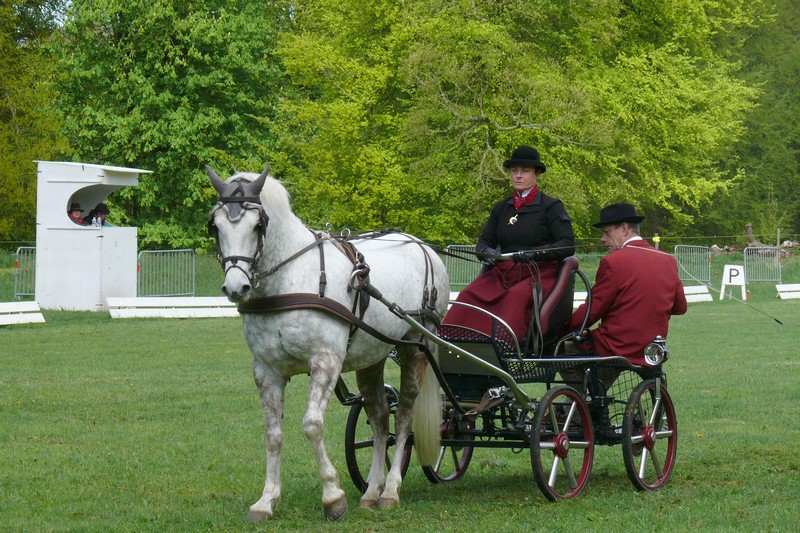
137;249;195;297
445;245;481;287
744;246;781;283
13;246;36;300
674;245;711;283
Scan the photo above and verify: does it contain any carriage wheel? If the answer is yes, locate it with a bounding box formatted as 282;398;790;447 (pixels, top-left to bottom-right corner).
421;410;475;483
530;386;594;501
622;378;677;491
344;385;412;493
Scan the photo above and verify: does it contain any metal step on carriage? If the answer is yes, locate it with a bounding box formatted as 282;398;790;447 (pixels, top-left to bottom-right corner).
338;254;677;501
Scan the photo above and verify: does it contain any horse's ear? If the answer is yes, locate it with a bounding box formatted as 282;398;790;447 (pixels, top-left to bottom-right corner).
206;165;227;196
248;164;270;195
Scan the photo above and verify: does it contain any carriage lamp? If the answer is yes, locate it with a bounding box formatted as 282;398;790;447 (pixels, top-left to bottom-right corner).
643;335;669;366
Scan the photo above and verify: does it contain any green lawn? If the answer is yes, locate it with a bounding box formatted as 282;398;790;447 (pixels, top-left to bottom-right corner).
1;295;799;531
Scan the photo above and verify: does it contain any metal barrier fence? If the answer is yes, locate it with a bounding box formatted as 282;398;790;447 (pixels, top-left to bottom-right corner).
744;246;782;282
445;245;480;287
674;245;711;283
137;249;196;297
13;246;36;300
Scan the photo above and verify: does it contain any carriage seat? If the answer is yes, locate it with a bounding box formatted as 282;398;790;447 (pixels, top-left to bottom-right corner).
535;255;579;340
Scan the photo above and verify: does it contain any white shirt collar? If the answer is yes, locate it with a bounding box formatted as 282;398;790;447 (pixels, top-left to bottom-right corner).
622;235;644;247
519;186;536;198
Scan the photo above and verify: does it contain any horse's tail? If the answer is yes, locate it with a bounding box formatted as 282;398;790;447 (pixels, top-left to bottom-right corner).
412;347;442;466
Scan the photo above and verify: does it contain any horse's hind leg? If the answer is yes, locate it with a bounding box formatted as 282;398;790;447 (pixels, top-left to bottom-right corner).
380;346;429;509
248;363;287;522
305;356;348;520
354;361;390;509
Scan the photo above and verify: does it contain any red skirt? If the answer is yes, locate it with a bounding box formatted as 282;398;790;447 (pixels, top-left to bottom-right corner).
442;260;559;340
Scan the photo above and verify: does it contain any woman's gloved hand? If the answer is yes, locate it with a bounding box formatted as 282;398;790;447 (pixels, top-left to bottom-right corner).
480;247;502;267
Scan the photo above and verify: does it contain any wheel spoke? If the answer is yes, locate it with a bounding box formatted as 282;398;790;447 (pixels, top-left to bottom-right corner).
548;455;562;487
549;407;561;433
648;396;662;427
643;445;663;478
654;429;674;439
433;447;446;471
562;456;578;488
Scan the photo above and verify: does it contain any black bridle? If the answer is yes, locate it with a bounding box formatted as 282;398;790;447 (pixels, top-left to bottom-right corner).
207;177;270;287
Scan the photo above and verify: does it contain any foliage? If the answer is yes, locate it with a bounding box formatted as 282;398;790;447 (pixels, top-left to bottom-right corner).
275;0;765;244
0;0;70;244
50;0;290;250
707;0;800;239
10;0;798;250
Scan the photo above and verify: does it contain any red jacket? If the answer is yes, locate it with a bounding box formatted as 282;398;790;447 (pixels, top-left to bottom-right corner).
570;240;687;365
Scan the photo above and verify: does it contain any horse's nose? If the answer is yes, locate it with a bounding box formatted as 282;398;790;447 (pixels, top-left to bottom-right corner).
221;282;252;302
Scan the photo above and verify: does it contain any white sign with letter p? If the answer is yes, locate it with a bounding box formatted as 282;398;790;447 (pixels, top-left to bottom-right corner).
720;264;746;300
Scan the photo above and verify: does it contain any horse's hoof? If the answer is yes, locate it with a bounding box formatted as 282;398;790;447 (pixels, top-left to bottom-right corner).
359;497;379;509
379;496;399;510
247;509;272;522
324;495;348;521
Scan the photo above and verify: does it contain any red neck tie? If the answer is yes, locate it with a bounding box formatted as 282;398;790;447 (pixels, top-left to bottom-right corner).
513;187;538;210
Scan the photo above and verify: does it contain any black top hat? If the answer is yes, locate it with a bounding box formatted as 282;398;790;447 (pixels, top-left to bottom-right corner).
592;202;645;228
68;202;82;212
503;146;546;173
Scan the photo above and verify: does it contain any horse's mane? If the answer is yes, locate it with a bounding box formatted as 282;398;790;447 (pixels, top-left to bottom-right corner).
229;172;301;228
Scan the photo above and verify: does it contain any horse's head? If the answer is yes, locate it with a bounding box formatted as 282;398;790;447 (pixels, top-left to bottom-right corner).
207;165;270;302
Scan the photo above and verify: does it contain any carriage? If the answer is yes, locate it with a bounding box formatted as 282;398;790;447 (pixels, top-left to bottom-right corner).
339;253;677;501
205;166;677;520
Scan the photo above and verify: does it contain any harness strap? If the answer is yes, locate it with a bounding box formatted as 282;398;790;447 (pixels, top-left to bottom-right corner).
256;231;326;280
218;195;261;203
316;237;327;297
237;293;428;349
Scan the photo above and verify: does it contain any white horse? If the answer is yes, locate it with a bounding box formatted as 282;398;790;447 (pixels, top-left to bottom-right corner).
206;166;447;521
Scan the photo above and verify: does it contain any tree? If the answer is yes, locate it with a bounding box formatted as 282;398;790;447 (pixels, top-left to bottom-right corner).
711;0;800;241
0;0;69;245
274;0;767;245
51;0;289;250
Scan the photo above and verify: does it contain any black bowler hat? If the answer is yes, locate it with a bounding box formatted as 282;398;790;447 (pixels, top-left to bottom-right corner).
503;146;546;173
69;202;81;212
592;202;645;228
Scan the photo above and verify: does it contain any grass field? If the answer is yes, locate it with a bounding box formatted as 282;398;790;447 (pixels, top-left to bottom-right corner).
2;285;799;530
2;247;799;530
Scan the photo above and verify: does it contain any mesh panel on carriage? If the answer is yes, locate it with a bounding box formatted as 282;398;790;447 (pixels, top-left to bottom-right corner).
437;321;515;399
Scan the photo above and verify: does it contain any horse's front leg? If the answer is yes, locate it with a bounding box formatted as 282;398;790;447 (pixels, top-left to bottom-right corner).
306;355;348;520
247;363;287;522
